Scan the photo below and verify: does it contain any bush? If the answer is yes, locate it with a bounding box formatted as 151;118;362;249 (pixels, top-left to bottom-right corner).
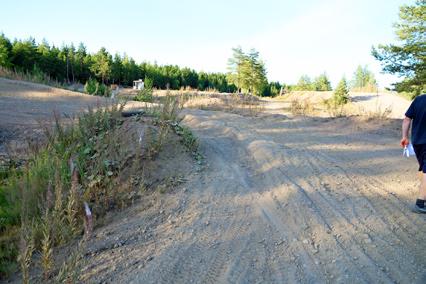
290;98;314;116
135;89;153;102
84;78;97;94
84;78;110;97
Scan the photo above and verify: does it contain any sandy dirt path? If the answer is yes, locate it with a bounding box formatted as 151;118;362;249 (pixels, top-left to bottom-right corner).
82;108;425;283
1;79;424;282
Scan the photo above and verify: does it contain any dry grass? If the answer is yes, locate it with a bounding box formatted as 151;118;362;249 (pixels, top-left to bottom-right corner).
323;99;348;118
289;98;315;116
180;92;264;116
355;104;393;120
54;241;86;284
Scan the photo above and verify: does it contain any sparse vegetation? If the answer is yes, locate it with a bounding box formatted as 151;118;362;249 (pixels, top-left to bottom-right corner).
357;103;393;120
182;92;264;116
0;95;193;280
289;98;315;116
323;78;349;117
54;241;86;283
173;123;199;155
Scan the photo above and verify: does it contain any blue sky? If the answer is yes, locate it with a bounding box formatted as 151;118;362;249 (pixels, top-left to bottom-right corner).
0;0;411;88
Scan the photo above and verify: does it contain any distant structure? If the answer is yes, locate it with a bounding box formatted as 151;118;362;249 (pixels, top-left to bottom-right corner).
133;79;144;90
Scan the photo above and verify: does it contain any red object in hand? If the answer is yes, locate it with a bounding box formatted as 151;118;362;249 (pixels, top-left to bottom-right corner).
400;137;409;148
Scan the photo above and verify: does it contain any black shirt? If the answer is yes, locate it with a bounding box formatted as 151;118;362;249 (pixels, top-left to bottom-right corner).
405;94;426;144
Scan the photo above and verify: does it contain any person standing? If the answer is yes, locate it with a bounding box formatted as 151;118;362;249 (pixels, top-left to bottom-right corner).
401;94;426;213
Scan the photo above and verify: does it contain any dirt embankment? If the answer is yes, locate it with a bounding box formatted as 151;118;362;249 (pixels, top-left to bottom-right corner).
81;110;425;283
0;78;105;156
1;79;424;283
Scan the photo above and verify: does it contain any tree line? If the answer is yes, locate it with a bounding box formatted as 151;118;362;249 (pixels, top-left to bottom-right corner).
291;66;377;92
0;32;387;97
0;34;237;92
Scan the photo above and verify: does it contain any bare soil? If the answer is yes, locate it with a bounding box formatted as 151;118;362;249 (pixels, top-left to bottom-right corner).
1;79;425;283
0;78;105;157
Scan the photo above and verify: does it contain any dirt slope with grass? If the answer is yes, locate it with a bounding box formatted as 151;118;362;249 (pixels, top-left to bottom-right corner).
81;110;425;282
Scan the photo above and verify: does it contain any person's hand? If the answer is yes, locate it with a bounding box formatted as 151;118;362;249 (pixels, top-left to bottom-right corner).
400;137;409;148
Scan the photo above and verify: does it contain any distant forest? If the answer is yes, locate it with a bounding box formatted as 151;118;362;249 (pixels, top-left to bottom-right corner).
0;33;240;93
0;33;385;96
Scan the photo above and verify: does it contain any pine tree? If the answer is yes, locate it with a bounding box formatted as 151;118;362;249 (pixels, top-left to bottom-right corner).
333;77;349;105
372;0;425;95
90;47;112;84
227;47;267;95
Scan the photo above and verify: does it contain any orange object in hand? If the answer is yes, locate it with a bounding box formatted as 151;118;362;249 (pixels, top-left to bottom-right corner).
400;137;409;148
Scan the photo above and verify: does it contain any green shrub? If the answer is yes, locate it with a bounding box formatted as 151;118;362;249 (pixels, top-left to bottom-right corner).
84;78;110;97
135;89;153;102
97;83;111;97
134;77;153;102
84;78;97;95
173;124;198;153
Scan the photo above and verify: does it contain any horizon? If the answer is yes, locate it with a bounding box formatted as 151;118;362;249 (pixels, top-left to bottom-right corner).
0;0;411;88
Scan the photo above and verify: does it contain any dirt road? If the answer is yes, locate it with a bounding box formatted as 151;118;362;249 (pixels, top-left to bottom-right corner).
82;109;425;283
1;79;424;282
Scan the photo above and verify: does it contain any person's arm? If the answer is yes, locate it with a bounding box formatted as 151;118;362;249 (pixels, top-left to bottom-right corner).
401;116;412;147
